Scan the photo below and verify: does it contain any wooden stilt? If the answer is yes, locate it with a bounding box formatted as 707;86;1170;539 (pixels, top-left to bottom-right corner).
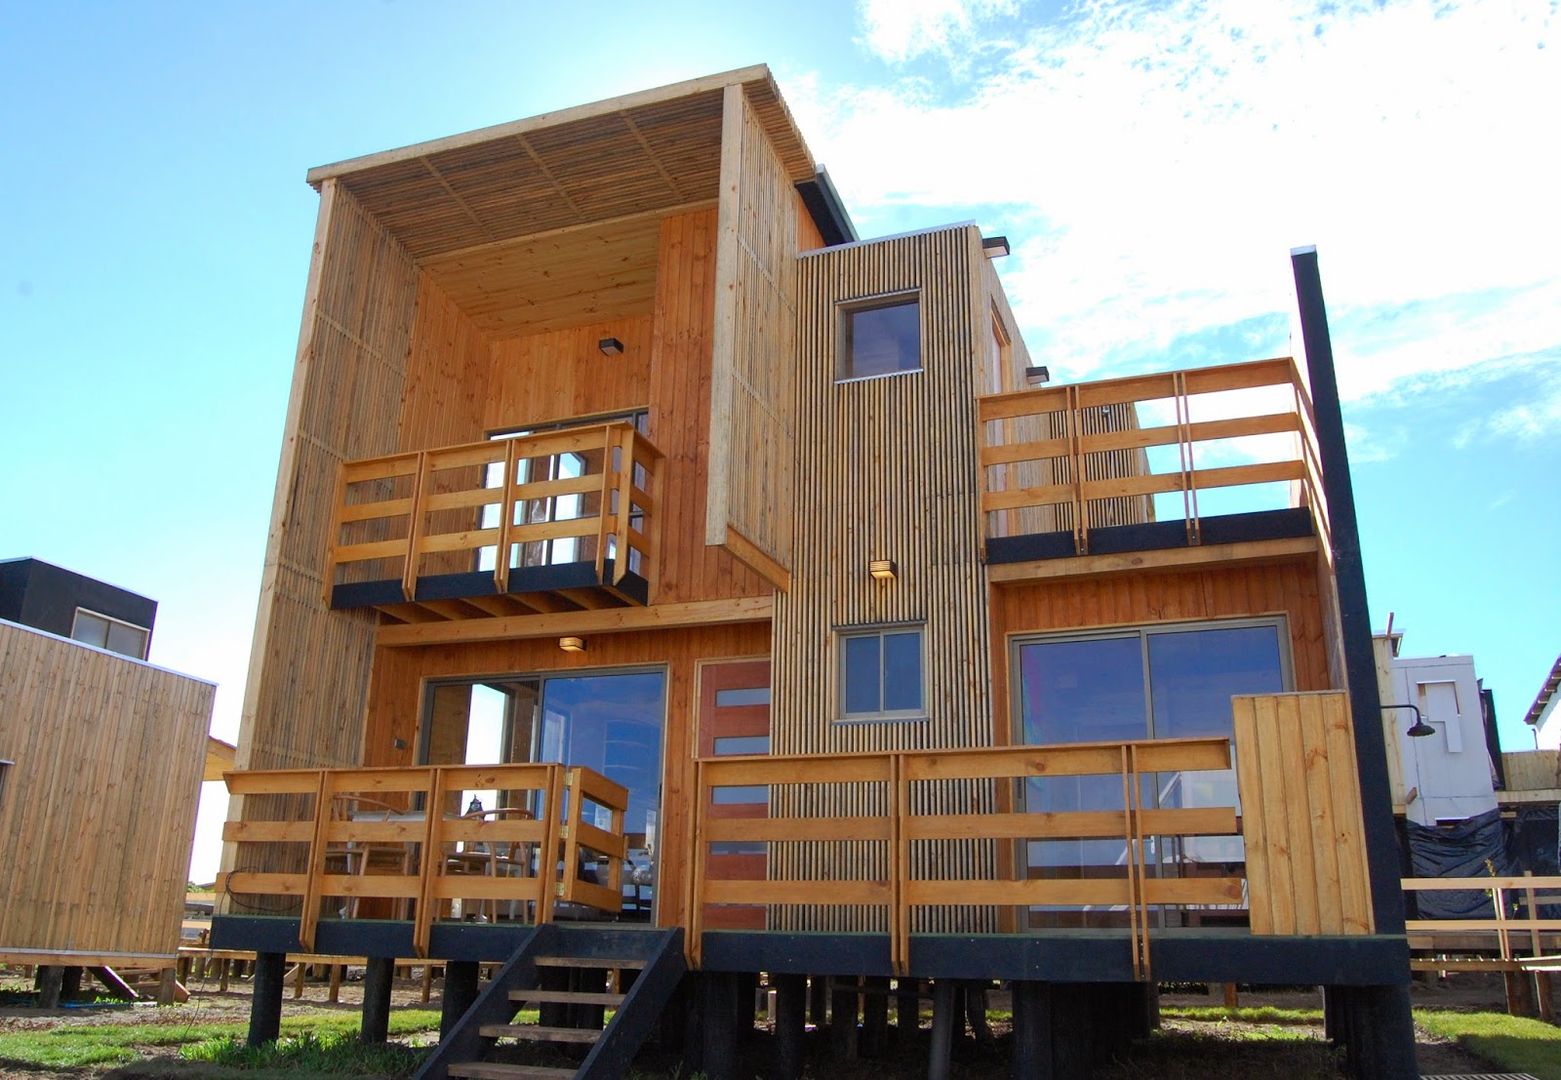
440;961;480;1038
60;967;83;1001
361;957;394;1044
36;966;64;1009
1011;981;1049;1079
328;963;342;1003
248;953;286;1047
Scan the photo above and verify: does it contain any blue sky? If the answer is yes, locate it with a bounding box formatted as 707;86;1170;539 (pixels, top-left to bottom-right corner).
2;1;1557;879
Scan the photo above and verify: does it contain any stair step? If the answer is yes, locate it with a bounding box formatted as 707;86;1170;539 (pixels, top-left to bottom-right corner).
533;955;646;970
509;988;626;1006
447;1064;575;1080
479;1023;601;1044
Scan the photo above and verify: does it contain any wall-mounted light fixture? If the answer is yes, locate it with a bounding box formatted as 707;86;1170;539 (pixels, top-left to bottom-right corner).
1382;702;1435;738
559;636;586;653
982;236;1010;258
869;559;897;582
1024;365;1051;386
598;337;624;356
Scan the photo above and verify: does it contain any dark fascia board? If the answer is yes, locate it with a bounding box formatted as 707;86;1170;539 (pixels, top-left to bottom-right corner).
796;167;857;247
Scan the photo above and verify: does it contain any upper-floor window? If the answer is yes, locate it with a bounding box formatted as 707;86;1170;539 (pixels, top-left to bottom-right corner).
841;624;925;720
70;608;150;660
839;293;921;381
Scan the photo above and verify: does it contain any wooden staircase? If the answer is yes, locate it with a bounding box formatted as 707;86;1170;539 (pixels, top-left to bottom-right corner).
415;924;685;1080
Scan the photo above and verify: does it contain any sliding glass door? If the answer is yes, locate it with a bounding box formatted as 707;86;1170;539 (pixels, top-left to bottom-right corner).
1013;619;1288;928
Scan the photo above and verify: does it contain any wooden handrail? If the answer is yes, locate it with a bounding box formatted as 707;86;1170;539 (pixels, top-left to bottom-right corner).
688;737;1240;977
219;763;629;956
323;421;661;603
1402;873;1561;961
977;356;1330;554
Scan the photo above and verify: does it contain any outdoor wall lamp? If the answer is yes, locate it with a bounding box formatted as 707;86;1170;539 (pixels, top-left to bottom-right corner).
1382;703;1435;738
869;559;897;582
598;337;624;356
559;636;586;653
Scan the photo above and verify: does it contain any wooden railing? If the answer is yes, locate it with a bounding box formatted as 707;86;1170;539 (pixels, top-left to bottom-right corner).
688;738;1242;978
978;356;1330;556
1404;874;1561;964
219;764;627;956
325;421;662;602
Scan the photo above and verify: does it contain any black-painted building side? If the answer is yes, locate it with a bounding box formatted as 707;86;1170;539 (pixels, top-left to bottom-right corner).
0;557;157;641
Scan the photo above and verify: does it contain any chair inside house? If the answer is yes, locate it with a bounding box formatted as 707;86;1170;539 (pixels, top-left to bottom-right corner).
443;804;538;923
323;795;418;919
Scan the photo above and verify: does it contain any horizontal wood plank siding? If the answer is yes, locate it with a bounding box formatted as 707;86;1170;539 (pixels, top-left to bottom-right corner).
773;225;994;931
0;623;214;958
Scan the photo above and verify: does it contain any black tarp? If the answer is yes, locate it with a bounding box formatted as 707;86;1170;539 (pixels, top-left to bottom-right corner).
1507;803;1561;918
1405;808;1514;919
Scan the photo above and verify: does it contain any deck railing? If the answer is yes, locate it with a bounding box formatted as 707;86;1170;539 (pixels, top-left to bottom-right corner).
977;356;1330;556
1403;874;1561;964
325;421;662;603
689;737;1242;978
219;764;627;956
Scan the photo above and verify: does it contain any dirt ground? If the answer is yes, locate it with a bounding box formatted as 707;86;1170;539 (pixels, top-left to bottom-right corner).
0;967;1522;1078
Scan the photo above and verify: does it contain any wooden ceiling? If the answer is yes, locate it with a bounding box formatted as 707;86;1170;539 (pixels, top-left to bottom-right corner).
309;66;814;265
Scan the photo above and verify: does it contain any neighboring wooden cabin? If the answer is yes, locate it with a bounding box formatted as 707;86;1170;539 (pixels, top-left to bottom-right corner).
217;67;1418;1078
0;617;214;980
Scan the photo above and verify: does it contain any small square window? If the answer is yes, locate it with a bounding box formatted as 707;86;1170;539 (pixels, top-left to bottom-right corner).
840;295;920;380
840;626;925;720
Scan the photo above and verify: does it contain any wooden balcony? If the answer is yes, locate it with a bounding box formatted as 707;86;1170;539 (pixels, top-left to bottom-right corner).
325;422;661;622
218;763;628;957
978;357;1330;573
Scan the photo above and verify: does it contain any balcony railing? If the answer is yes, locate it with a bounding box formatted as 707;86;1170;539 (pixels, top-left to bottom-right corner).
978;357;1330;559
219;764;627;956
325;421;662;616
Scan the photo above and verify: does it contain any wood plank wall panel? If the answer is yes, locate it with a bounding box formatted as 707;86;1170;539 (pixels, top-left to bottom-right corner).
988;558;1335;748
647;209;769;604
485;315;653;430
1233;691;1374;935
0;623;214;959
400;273;491;448
359;622;772;932
773;225;995;931
704;85;799;581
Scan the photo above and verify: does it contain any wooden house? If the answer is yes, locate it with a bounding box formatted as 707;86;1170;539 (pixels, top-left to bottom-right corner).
214;66;1417;1078
0;563;214;1004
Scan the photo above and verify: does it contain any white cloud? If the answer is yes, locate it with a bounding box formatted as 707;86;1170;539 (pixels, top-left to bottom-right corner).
792;1;1561;408
857;0;1021;64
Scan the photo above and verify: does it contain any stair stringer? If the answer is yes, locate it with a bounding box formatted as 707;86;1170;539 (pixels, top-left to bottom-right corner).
413;922;556;1080
573;927;685;1080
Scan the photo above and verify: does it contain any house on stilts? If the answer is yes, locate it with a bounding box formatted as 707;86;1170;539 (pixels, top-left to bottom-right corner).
214;66;1418;1078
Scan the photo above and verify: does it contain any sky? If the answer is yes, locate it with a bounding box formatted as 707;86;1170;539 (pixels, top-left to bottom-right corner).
2;0;1557;882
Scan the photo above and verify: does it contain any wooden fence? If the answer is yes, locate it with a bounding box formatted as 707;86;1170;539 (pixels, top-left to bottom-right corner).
219;764;626;956
689;737;1243;977
977;356;1330;555
324;421;662;602
1403;874;1561;966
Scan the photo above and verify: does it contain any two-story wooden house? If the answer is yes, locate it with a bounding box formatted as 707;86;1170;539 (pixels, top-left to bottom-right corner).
215;66;1416;1078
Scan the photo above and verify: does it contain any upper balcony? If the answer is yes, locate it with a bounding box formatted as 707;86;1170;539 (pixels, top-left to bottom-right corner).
977;356;1330;577
325;421;661;623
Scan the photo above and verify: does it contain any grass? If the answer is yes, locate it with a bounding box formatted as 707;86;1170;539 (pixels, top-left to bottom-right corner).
1416;1008;1561;1080
1160;1005;1324;1025
0;1008;444;1071
181;1029;426;1074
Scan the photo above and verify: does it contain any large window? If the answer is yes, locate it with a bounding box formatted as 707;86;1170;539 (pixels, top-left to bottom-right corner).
841;625;925;720
839;294;920;380
1013;618;1289;927
70;608;150;660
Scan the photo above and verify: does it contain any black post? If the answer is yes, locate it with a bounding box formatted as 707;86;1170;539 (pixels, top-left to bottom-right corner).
807;974;827;1027
1011;981;1050;1079
861;975;889;1057
1352;985;1418;1079
361;956;395;1044
701;972;739;1080
1290;245;1407;939
1049;981;1092;1078
247;952;286;1047
830;977;858;1061
928;980;956;1080
36;966;64;1009
60;967;83;1001
774;973;807;1080
895;978;920;1040
440;961;481;1038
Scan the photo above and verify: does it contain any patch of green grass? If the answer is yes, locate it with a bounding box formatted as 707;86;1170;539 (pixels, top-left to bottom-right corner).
182;1030;426;1075
1161;1005;1324;1026
1416;1008;1561;1080
0;1009;442;1071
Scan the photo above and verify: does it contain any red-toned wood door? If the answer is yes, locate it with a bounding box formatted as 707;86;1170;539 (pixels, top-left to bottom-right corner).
696;658;771;930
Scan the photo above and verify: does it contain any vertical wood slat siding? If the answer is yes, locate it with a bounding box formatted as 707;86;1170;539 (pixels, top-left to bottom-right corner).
704;86;799;579
1233;691;1374;935
647;209;769;604
484;315;653;431
773;225;995;932
989;557;1335;752
359;623;773;932
0;623;214;958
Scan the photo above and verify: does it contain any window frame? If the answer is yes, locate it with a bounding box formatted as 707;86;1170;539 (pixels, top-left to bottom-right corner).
836;290;923;383
69;607;151;660
837;623;928;723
